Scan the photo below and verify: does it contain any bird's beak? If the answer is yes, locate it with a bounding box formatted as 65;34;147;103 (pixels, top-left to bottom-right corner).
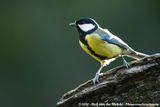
69;22;76;27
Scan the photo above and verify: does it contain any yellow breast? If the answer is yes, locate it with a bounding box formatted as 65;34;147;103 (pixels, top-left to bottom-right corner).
85;33;123;59
79;40;102;63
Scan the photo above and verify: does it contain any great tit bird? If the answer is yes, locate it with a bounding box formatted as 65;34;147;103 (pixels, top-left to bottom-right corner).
70;17;149;84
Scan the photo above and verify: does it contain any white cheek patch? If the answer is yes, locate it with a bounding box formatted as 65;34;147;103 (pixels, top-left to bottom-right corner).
78;24;95;32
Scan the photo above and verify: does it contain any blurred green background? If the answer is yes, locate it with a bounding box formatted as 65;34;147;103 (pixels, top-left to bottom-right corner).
0;0;160;107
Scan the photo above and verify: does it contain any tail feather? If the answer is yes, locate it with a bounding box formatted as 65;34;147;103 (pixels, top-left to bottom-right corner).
126;50;149;60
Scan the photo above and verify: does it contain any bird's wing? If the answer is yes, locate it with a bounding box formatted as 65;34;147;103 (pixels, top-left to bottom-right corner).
95;28;133;50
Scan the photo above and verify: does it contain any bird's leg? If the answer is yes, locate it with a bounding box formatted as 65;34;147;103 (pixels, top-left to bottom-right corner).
121;55;130;68
92;64;104;84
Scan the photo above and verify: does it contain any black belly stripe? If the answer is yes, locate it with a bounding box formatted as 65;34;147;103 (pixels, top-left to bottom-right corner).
79;35;109;60
86;41;109;60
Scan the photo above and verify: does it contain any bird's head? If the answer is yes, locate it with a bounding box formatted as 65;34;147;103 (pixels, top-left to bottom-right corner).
70;17;99;35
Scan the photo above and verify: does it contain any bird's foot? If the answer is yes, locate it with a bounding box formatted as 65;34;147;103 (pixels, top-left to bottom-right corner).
124;61;130;68
122;56;130;68
92;73;103;84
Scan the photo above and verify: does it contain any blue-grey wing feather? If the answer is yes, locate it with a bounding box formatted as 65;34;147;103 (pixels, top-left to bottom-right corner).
95;29;132;50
